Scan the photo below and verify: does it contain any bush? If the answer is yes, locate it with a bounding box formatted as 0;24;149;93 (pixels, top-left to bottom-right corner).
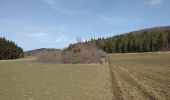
34;47;105;64
35;51;62;64
62;47;106;64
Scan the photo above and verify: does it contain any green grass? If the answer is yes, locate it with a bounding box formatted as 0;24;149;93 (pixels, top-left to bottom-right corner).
0;60;112;100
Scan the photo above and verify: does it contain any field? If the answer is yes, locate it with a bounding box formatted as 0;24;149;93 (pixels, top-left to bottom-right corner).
0;61;112;100
1;52;170;100
108;52;170;100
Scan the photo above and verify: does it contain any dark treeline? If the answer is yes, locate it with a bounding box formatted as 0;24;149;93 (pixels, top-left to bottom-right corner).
96;29;170;53
0;37;24;60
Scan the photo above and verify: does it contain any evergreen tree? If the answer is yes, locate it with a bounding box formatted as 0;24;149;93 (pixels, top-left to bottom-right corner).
96;29;170;53
0;37;24;60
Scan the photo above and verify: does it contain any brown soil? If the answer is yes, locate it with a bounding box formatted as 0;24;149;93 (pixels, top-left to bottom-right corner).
108;52;170;100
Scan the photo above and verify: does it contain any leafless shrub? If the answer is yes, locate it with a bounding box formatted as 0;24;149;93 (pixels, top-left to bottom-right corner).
34;45;105;64
35;51;62;64
62;47;106;64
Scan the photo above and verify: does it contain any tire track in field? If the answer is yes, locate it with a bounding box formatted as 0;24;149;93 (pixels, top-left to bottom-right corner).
108;58;123;100
120;63;170;87
118;65;160;100
108;56;161;100
112;63;150;100
119;63;170;99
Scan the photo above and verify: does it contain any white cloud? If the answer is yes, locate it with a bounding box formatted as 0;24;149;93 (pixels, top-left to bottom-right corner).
56;35;68;43
16;32;47;38
43;0;80;15
149;0;163;5
100;15;111;21
44;0;56;10
30;33;47;37
24;25;40;31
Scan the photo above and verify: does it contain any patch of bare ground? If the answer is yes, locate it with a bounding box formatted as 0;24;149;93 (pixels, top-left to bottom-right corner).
108;52;170;100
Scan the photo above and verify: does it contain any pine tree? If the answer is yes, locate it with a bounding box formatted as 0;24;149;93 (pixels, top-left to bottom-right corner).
0;37;24;60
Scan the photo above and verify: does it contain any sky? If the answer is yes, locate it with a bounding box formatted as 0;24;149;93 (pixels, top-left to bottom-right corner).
0;0;170;51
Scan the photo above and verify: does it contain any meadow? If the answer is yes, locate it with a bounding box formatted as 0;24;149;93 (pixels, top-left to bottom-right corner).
0;60;112;100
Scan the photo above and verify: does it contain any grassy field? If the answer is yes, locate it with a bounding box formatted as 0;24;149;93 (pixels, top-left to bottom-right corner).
0;61;113;100
1;52;170;100
108;52;170;100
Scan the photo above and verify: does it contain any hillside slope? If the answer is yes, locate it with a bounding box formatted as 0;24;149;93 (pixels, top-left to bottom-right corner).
65;26;170;54
96;26;170;53
24;48;62;56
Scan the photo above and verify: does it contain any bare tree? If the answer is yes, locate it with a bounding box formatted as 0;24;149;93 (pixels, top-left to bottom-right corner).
76;36;82;43
35;51;62;64
62;47;106;64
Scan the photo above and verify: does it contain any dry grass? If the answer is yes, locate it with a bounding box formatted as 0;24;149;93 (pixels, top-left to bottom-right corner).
1;51;170;100
108;52;170;100
0;60;112;100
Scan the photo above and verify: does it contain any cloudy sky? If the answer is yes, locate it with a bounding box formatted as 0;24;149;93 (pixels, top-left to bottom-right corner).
0;0;170;51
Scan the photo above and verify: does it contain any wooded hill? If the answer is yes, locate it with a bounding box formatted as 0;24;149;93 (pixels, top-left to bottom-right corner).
0;37;24;60
24;48;62;56
66;26;170;53
96;26;170;53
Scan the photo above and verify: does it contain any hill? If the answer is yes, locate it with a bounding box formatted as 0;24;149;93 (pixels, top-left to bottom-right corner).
132;26;170;33
96;26;170;53
24;48;62;56
65;26;170;54
70;26;170;53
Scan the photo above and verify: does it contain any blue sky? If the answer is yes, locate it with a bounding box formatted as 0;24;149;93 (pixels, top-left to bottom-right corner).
0;0;170;51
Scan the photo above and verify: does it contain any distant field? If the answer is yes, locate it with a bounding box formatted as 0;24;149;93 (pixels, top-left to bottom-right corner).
108;52;170;100
0;60;112;100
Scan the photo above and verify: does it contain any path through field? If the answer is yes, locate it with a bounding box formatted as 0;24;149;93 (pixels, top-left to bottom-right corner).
108;52;170;100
